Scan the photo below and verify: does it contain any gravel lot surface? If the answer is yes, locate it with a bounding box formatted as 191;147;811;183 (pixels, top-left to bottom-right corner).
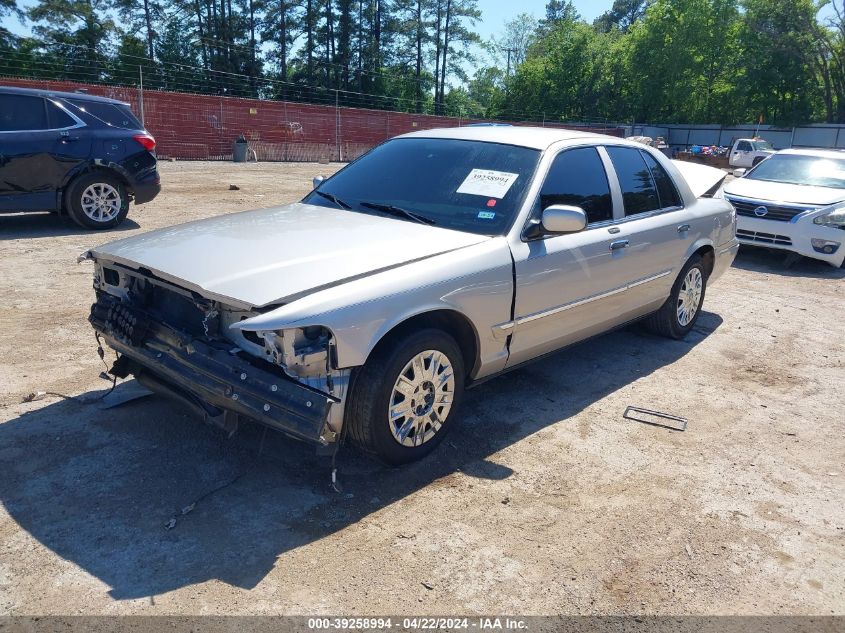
1;161;843;615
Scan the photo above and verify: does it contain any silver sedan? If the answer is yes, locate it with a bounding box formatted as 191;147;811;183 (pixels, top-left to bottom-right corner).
83;126;738;464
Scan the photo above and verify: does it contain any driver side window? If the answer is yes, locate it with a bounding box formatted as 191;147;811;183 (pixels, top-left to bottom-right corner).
537;147;613;225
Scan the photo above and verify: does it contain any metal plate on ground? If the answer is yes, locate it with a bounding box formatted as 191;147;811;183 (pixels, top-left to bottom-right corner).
623;406;688;432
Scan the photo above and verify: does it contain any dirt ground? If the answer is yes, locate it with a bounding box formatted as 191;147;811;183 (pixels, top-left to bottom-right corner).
0;161;843;616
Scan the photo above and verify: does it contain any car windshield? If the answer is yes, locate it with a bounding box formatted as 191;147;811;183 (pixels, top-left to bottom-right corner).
302;137;540;235
746;154;845;189
752;140;773;151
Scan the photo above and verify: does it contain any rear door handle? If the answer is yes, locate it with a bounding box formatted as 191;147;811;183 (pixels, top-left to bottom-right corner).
60;136;80;143
610;239;629;251
677;224;691;233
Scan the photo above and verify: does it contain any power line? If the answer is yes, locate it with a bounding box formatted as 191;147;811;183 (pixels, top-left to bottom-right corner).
0;42;628;125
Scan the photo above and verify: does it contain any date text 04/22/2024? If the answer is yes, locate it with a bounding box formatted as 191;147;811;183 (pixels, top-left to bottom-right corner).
306;617;528;630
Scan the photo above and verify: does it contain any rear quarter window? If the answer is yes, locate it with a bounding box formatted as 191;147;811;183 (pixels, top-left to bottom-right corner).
66;99;142;129
642;152;682;209
606;146;661;216
46;100;76;129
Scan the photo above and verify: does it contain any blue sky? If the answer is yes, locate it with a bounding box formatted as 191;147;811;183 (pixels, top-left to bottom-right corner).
2;0;610;41
477;0;605;39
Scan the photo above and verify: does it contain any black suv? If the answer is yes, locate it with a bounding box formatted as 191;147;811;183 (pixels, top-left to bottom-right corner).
0;85;160;229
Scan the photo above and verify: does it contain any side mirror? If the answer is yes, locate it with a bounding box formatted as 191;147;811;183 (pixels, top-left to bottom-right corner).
312;175;325;189
541;205;588;234
732;168;747;178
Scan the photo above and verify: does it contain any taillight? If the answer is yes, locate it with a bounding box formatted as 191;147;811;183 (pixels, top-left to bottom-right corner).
133;133;156;151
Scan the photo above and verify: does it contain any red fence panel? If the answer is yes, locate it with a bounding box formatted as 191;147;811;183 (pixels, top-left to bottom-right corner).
1;77;625;161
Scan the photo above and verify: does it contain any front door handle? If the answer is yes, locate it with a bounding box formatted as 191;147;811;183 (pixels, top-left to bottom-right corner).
677;224;691;233
610;239;629;251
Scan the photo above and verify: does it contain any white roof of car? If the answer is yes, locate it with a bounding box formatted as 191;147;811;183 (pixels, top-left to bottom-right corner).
398;125;624;150
776;148;845;159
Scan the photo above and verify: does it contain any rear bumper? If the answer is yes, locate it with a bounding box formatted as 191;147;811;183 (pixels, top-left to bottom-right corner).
736;216;845;267
90;295;336;445
130;171;161;204
711;239;739;282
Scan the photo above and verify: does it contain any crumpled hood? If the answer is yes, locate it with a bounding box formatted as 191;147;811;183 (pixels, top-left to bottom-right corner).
90;203;491;308
724;177;845;207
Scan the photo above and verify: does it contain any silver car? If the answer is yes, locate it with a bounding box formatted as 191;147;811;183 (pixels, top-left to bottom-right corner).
82;127;738;464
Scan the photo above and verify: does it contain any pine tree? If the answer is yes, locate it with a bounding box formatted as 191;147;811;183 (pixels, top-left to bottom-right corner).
28;0;115;80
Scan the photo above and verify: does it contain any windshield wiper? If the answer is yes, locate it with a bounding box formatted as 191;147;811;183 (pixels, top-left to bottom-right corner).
360;201;436;226
314;190;352;209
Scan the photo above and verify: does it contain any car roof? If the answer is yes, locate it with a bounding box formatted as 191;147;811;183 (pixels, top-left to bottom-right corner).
0;84;129;106
397;125;626;150
776;148;845;160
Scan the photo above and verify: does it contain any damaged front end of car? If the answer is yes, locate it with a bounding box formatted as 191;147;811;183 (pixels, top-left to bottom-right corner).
83;254;350;451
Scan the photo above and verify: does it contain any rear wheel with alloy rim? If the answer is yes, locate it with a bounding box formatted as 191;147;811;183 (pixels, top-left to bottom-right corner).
347;329;465;465
66;172;130;229
645;255;708;339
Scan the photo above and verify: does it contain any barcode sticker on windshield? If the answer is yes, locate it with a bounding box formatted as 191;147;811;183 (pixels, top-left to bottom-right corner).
457;169;519;199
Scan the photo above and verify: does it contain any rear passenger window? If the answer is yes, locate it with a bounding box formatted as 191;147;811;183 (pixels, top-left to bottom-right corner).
0;94;47;131
67;99;142;129
606;146;660;216
642;152;682;209
538;147;613;224
46;100;76;129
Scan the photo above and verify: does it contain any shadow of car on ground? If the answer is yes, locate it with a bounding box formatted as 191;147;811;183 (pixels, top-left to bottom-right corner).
732;245;845;279
0;211;141;238
0;312;722;600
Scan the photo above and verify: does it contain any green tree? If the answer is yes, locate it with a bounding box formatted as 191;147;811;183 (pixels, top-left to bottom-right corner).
1;0;24;47
492;12;537;75
28;0;115;81
466;65;504;114
739;0;824;125
503;16;597;121
626;0;742;123
155;17;205;91
432;0;480;114
594;0;651;32
262;0;301;81
819;0;845;121
108;33;157;85
111;0;160;59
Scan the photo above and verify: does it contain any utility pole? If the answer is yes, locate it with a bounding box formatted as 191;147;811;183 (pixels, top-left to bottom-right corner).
138;65;145;126
335;89;340;162
504;47;517;77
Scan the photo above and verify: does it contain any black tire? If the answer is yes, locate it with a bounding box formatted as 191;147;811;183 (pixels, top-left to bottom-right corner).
346;328;465;465
752;156;765;167
645;255;708;339
66;172;130;229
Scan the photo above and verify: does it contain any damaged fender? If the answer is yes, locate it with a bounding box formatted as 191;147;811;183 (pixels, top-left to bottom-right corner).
232;237;516;379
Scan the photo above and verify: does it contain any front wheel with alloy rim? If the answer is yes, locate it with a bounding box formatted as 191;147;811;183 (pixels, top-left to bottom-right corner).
346;329;465;465
645;255;708;339
66;173;130;229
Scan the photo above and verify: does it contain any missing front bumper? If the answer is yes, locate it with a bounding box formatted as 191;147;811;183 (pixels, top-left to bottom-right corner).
90;295;337;446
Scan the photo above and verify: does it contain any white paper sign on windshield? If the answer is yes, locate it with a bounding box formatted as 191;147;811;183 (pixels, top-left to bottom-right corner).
456;169;519;199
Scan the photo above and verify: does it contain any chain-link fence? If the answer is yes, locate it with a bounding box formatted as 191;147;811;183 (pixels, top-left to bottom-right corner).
1;76;625;162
